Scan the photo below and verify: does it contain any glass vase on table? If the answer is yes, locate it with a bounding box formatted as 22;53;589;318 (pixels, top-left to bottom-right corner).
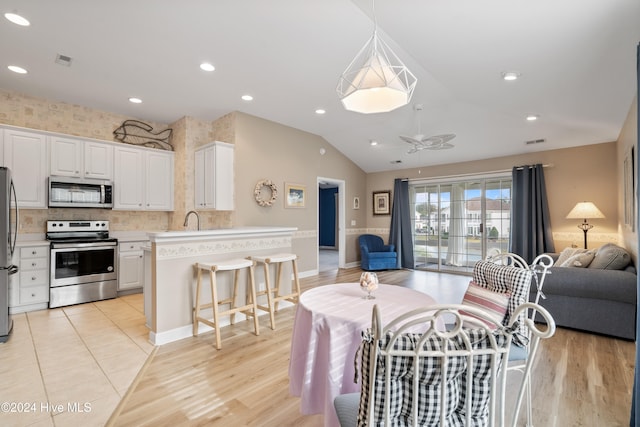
359;272;379;299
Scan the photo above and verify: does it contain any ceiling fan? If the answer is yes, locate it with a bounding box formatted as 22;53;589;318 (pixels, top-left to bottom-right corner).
400;104;456;153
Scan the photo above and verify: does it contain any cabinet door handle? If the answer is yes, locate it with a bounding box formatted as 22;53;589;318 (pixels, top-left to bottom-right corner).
31;293;36;297
31;277;36;281
32;251;37;255
32;262;37;267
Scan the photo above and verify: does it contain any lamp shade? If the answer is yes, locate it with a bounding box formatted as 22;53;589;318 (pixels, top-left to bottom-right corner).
337;31;416;114
566;202;605;219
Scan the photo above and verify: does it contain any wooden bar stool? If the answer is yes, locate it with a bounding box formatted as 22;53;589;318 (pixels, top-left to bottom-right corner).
193;258;260;350
248;253;301;330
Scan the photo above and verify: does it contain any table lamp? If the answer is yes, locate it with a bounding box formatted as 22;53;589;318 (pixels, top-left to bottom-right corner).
566;201;605;249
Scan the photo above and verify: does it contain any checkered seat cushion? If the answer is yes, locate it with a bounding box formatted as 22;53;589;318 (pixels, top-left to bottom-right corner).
472;260;533;347
356;327;511;426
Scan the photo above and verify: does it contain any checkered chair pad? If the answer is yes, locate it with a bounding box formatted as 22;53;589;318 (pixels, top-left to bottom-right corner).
472;260;533;347
355;306;514;427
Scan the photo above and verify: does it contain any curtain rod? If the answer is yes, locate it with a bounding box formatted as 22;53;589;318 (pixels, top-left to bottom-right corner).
407;163;553;182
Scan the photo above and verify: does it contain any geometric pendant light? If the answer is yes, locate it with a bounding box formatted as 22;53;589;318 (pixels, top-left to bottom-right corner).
336;2;417;114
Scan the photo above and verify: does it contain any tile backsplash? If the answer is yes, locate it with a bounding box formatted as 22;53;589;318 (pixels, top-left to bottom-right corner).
2;88;233;235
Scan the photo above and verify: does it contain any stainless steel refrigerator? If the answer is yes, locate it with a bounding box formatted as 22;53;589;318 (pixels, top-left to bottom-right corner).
0;167;18;343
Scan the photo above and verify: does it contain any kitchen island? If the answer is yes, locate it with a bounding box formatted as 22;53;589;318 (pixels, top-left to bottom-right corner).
145;226;297;345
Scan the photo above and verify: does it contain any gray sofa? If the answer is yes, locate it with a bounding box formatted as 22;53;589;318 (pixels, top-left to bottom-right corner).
532;244;637;340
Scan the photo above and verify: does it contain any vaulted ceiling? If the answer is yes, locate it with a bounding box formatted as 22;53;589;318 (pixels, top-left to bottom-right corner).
1;0;638;172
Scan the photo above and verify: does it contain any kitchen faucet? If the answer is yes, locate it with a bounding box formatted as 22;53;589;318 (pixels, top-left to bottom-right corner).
183;210;200;231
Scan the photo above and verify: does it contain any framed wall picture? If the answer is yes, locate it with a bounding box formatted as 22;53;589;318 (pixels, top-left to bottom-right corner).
353;196;360;210
623;146;635;230
285;183;306;208
373;191;391;215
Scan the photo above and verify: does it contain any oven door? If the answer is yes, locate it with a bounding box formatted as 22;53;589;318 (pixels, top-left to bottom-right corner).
50;242;117;287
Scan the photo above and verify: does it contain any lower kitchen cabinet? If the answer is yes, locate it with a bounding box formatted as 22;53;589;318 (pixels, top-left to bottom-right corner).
118;241;145;291
10;244;50;314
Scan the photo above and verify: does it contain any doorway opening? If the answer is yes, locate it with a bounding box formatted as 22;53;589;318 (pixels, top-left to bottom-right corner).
318;177;345;272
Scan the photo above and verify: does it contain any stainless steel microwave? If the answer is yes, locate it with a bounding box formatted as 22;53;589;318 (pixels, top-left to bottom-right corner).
48;177;113;208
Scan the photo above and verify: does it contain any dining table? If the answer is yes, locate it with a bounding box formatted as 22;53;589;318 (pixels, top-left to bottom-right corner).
288;282;440;427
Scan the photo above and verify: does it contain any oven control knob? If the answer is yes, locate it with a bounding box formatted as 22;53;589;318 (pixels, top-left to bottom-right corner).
108;266;113;272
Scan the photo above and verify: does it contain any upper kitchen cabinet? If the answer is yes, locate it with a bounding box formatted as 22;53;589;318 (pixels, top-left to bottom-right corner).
195;141;234;210
2;129;48;208
113;145;174;211
50;136;113;180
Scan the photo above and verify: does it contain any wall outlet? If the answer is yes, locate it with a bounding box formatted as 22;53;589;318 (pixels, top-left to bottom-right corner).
351;220;356;226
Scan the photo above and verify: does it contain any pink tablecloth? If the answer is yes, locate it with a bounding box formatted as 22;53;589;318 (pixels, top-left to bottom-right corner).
288;283;439;427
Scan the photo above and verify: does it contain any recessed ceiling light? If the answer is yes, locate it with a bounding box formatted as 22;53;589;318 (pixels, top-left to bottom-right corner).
200;62;215;72
7;65;27;74
4;13;30;26
502;71;521;81
315;109;326;115
526;114;539;121
128;97;142;104
370;140;378;146
241;95;253;101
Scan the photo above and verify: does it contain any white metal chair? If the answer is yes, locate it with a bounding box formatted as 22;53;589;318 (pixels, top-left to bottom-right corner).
484;252;554;426
334;303;555;427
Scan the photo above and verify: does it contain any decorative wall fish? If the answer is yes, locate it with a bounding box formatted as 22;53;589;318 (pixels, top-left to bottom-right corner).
113;120;173;151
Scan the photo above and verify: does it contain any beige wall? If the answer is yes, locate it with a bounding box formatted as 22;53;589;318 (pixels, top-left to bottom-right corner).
367;141;621;251
618;97;638;261
2;87;636;270
232;112;367;271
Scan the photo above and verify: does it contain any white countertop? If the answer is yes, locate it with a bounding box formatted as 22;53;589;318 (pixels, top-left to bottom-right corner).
15;233;47;246
147;226;297;243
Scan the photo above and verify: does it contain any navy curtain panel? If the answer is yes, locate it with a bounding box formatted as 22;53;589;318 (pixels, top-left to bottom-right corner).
630;42;639;427
389;178;414;269
509;164;555;263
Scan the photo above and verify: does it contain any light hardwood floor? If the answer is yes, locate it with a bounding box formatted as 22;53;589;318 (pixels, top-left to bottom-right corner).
108;268;635;427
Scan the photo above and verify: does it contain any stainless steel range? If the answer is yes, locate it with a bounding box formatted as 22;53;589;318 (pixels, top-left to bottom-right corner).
47;220;117;308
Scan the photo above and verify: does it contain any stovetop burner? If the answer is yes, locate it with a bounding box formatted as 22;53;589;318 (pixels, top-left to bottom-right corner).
46;220;115;244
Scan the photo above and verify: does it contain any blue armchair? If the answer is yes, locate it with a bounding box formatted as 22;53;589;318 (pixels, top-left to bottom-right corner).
359;234;398;271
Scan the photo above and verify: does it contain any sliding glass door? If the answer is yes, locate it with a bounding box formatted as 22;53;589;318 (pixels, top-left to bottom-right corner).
410;176;511;273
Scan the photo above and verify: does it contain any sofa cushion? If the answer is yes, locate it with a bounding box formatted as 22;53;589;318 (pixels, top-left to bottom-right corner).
559;250;595;268
588;243;631;270
461;281;510;330
535;267;637;305
556;247;589;266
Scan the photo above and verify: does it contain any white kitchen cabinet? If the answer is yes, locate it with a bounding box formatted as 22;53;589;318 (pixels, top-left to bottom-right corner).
195;141;234;210
50;136;113;180
113;145;174;211
2;129;48;208
118;241;145;291
146;149;174;210
10;244;49;314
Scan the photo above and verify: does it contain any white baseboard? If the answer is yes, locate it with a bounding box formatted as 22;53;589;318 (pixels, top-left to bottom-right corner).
150;300;294;346
299;269;317;278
